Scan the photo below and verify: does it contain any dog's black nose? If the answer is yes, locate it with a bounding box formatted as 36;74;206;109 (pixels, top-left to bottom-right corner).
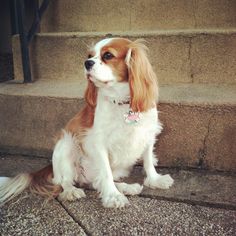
85;60;95;70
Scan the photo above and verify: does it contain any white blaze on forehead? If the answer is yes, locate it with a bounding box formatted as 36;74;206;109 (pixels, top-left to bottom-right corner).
94;38;114;56
87;38;121;86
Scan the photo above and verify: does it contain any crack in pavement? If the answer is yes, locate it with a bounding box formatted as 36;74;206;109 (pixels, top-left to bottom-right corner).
56;198;91;236
140;192;236;212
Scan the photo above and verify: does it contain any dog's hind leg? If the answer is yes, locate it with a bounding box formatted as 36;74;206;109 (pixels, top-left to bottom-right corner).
52;131;86;201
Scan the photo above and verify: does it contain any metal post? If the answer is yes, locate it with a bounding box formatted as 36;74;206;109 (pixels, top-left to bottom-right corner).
10;0;50;83
28;0;50;43
9;0;19;35
16;0;32;83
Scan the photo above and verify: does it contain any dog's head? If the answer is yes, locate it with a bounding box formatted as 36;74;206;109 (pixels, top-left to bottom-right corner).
84;38;158;112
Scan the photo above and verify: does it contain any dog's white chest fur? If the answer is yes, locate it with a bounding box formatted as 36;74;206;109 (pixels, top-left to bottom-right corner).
82;89;162;182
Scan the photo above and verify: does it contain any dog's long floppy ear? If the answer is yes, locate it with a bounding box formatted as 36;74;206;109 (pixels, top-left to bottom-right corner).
126;40;158;112
85;80;97;107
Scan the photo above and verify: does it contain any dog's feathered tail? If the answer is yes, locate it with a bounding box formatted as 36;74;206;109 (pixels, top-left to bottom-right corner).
0;174;31;206
0;165;62;206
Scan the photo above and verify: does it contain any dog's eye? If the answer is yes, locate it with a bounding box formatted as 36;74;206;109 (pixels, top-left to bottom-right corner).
88;54;93;59
102;52;114;60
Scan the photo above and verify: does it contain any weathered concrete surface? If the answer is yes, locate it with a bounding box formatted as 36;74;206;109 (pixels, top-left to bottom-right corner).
129;167;236;210
41;0;236;32
1;191;236;236
0;81;235;171
191;33;236;83
159;84;236;105
1;155;236;210
0;154;50;176
1;80;235;105
0;192;86;236
0;94;83;157
1;155;236;236
0;80;85;157
59;192;236;236
157;103;236;171
12;30;236;84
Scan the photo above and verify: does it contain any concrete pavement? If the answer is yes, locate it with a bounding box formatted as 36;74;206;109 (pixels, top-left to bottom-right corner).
0;154;236;235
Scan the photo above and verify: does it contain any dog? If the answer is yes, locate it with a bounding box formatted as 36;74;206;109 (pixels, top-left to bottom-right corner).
0;38;174;208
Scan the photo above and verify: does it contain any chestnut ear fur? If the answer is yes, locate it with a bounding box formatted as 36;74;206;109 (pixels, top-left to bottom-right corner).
85;80;97;107
126;40;158;112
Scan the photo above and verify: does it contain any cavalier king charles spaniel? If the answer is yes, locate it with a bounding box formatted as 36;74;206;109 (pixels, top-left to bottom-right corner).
0;38;173;208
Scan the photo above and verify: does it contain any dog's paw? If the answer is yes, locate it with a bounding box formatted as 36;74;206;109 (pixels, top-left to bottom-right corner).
102;192;129;208
144;174;174;189
58;187;86;201
116;183;143;196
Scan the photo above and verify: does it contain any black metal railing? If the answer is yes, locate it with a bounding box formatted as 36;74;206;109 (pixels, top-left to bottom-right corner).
10;0;50;83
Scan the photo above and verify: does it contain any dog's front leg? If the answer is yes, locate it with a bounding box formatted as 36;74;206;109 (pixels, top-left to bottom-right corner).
87;144;129;208
143;142;174;189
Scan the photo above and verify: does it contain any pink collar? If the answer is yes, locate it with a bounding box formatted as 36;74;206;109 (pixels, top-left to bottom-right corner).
104;96;130;106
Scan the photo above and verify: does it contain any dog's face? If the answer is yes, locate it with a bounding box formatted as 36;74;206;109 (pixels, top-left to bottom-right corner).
84;37;158;112
84;38;131;88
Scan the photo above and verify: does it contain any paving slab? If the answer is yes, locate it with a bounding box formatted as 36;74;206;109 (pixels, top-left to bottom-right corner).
129;167;236;210
0;154;50;176
59;191;236;236
1;155;236;235
0;192;86;236
1;155;236;210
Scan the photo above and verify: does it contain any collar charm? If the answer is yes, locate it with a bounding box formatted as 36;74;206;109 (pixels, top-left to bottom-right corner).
124;110;141;124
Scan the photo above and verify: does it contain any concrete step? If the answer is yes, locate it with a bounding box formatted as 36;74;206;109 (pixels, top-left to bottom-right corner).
40;0;236;32
13;30;236;85
0;80;235;171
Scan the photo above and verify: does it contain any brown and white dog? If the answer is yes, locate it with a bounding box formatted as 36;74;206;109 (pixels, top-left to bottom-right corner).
0;38;173;208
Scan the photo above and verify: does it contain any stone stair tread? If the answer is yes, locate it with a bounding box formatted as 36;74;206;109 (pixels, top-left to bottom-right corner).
1;79;236;106
13;29;236;84
41;0;236;33
36;28;236;37
159;84;236;106
0;79;86;99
